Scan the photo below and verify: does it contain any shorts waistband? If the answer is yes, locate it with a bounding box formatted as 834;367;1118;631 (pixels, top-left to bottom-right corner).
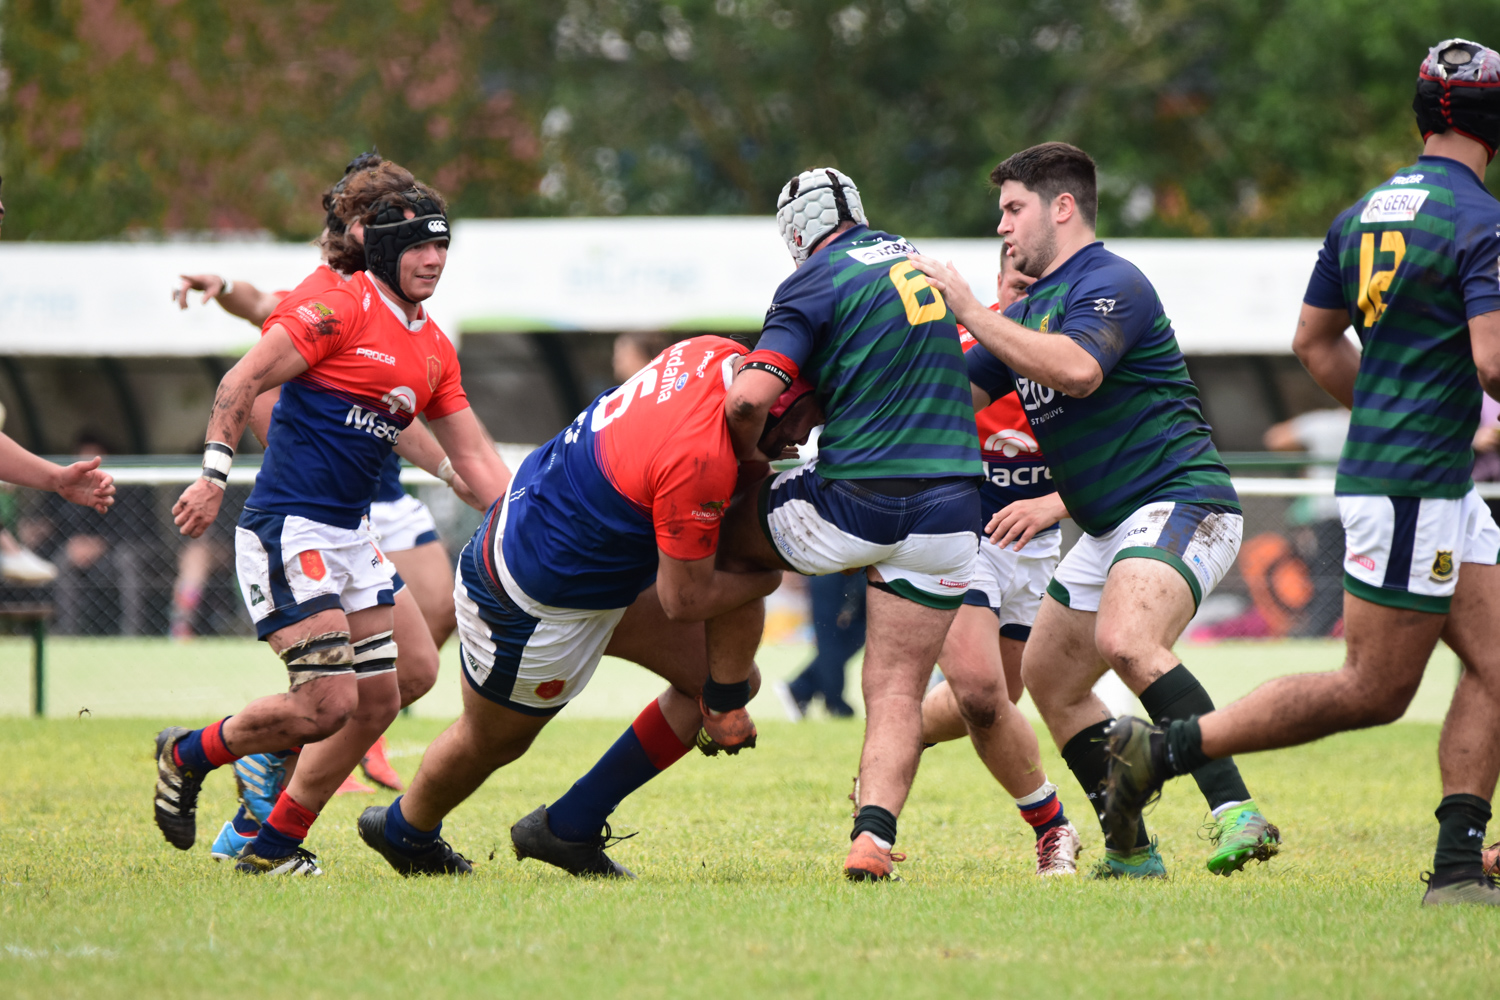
848;476;976;498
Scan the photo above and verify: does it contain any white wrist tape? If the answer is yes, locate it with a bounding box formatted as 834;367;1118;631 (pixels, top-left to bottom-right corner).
201;441;235;491
437;456;456;486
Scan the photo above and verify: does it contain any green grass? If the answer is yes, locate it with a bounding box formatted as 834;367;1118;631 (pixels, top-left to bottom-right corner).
1;713;1494;996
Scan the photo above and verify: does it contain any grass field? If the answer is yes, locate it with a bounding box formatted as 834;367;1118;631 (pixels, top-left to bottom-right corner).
0;639;1493;998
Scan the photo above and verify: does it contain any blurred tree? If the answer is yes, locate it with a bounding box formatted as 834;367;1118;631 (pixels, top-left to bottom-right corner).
3;0;1499;239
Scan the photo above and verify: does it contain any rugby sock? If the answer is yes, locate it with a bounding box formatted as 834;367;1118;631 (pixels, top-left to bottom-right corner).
230;805;260;837
1015;780;1069;839
1061;720;1150;851
545;699;691;843
249;791;317;860
1431;793;1491;884
1139;665;1250;810
383;795;442;853
172;717;239;773
1160;718;1213;777
851;804;898;849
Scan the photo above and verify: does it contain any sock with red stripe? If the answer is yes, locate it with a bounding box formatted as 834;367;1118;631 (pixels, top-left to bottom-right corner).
230;805;260;837
248;791;318;859
1016;780;1069;840
545;699;691;843
171;718;239;774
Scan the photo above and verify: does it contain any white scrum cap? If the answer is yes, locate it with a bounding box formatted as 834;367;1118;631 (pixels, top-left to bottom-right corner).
775;167;867;264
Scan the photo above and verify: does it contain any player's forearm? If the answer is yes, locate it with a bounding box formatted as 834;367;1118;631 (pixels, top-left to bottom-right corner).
963;311;1102;397
0;434;68;492
204;366;263;448
218;280;280;327
662;568;782;622
393;419;448;477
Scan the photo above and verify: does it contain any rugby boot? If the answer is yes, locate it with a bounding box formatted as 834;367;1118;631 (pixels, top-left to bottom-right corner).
1204;801;1281;876
335;773;376;795
153;726;205;850
510;805;636;878
357;805;472;877
234;846;323;876
694;698;758;756
1035;822;1082;877
210;820;254;862
1089;840;1168;879
1421;871;1500;906
360;735;404;791
1102;716;1167;852
844;832;905;882
1482;841;1500;877
233;753;286;823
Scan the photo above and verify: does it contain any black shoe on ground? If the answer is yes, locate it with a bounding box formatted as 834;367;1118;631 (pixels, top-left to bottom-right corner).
510;805;636;878
357;805;473;876
154;726;205;850
1103;715;1168;852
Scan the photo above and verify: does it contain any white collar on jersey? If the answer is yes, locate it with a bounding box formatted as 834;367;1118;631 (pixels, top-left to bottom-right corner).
367;274;429;333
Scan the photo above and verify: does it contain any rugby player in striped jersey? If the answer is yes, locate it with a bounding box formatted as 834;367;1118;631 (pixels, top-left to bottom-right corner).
912;143;1280;878
1104;39;1500;906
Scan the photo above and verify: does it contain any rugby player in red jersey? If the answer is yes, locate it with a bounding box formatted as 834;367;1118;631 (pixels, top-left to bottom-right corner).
358;338;812;877
152;163;511;874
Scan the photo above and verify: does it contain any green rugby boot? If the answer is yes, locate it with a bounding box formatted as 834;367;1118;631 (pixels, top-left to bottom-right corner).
1205;801;1281;876
1089;839;1168;880
1420;872;1500;906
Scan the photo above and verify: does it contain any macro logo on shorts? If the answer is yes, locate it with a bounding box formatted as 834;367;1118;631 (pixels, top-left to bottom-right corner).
298;550;328;581
1431;550;1455;583
1349;552;1376;571
984;428;1040;457
382;385;417;416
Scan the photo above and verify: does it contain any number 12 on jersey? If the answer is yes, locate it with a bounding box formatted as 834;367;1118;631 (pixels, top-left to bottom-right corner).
1357;230;1407;328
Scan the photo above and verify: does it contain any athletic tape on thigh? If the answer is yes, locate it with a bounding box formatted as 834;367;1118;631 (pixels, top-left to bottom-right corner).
280;630;354;687
352;629;398;676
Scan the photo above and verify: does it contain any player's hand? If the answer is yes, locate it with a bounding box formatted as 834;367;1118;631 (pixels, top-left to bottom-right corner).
986;492;1068;551
172;478;224;538
175;274;226;310
907;254;983;323
53;456;116;514
449;473;486;512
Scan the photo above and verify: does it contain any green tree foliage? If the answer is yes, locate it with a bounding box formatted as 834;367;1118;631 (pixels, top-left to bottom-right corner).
3;0;1499;240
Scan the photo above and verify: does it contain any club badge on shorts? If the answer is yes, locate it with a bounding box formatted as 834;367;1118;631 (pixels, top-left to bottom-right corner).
1430;549;1455;583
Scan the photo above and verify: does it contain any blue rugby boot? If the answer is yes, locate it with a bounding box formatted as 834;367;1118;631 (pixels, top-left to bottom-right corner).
210;806;259;861
234;753;287;823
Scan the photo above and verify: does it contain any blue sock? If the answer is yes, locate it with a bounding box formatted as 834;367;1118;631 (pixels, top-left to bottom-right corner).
546;700;689;843
249;823;301;860
230;806;260;837
384;795;441;853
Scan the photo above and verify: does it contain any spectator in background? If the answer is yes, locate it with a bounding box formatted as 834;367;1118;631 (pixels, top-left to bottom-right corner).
1264;408;1350;636
775;572;863;719
612;332;675;383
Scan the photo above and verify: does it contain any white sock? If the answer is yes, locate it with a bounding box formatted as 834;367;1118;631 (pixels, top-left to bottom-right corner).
858;831;893;852
1211;799;1244;818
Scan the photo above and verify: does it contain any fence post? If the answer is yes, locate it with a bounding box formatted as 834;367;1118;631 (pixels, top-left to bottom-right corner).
32;616;46;718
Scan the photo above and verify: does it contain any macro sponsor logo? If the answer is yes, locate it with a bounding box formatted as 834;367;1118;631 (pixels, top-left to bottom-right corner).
382;385;417;416
937;577;968;589
1360;188;1430;224
1390;174;1424;185
356;347;396;365
1092;298;1116;315
985;463;1050;488
845;238;920;266
1014;376;1056;411
428;219;449;233
345;404;403;442
1349;552;1376;571
984;428;1040;457
693;498;730;521
654;342;689;403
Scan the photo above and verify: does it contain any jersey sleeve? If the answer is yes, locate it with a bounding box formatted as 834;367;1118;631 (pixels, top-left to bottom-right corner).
1460;214;1500;320
1057;263;1156;376
421;332;470;420
1304;222;1348;310
264;284;363;368
965;340;1015;400
752;262;835;374
648;430;739;563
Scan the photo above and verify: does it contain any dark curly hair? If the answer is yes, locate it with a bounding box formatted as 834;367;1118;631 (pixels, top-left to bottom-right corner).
318;160;438;275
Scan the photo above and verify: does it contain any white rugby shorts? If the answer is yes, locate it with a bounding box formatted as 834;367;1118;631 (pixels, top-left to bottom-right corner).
1048;501;1243;613
965;527;1061;640
235;509;396;640
1339;486;1500;614
369;493;441;553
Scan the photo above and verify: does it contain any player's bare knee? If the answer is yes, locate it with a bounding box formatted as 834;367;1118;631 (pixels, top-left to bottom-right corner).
957;690;1000;730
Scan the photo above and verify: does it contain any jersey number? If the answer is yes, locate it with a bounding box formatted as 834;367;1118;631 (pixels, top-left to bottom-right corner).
888;262;948;326
590;365;659;432
1356;230;1407;328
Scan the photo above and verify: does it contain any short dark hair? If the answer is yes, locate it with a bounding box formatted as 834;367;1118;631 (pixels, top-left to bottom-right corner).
990;142;1098;227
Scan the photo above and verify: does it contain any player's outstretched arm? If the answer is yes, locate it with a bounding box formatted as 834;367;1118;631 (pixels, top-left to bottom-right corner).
908;255;1103;398
986;492;1068;551
426;407;511;511
1470;310;1500;399
0;435;115;514
655;550;782;623
175;274;282;327
1291;303;1358;409
171;326;309;538
724;369;785;460
395;416;486;511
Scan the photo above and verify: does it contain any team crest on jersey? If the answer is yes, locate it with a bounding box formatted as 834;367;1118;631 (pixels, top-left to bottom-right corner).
1431;550;1455;583
382;385;417;416
1039;315;1050;334
298;550;328;581
426;356;441;392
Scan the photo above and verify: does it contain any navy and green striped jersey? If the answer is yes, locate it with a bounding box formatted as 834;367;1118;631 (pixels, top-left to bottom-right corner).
751;225;981;479
1304;155;1500;498
966;242;1238;536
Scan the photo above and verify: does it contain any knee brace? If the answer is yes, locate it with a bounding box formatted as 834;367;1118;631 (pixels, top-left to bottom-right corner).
352;630;399;677
280;630;354;688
